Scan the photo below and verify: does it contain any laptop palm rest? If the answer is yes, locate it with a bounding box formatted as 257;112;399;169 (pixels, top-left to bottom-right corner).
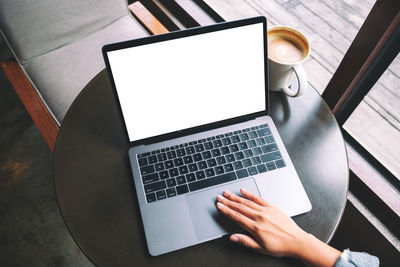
185;178;260;241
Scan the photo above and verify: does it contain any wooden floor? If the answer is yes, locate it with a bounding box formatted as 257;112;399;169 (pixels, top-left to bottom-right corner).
204;0;400;179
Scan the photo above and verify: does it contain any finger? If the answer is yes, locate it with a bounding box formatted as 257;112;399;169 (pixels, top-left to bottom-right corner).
223;190;263;211
216;202;255;233
240;188;270;207
230;233;264;253
217;195;259;220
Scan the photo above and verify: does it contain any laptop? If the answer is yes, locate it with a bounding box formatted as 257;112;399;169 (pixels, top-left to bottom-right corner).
102;16;311;256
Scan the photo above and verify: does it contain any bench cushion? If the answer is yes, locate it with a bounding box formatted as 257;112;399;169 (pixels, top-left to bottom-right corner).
22;15;147;124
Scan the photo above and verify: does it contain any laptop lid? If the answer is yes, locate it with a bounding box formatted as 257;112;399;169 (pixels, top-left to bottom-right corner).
103;17;268;146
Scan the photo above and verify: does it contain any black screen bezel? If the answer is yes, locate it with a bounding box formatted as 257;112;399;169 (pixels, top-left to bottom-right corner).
102;16;268;146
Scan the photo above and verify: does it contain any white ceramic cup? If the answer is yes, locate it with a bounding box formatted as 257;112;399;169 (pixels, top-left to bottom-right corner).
267;26;311;97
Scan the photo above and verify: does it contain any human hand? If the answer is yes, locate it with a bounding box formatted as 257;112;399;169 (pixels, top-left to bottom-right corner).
216;188;341;267
216;188;307;257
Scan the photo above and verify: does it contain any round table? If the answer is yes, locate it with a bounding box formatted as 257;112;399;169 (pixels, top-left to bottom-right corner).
54;69;348;266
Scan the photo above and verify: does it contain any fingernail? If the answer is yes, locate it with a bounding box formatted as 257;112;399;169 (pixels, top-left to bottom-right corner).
217;202;224;208
217;194;223;201
231;236;239;242
240;188;248;193
224;190;232;196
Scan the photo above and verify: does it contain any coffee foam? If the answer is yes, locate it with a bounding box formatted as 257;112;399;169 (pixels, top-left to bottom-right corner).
267;28;309;64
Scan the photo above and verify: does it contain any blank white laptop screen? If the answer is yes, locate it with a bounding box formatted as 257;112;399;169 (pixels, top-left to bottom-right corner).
107;22;266;142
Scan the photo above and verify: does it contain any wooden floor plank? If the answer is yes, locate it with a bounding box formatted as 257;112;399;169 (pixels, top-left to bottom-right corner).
341;0;375;19
304;58;332;94
344;100;400;179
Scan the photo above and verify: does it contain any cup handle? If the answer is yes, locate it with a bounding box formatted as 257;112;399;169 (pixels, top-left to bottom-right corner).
281;64;307;97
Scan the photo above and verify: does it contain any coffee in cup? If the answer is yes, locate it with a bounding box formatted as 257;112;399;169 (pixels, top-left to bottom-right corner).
267;26;310;97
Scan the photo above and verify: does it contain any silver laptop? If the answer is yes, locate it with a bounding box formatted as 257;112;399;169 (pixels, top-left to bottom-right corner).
102;16;311;256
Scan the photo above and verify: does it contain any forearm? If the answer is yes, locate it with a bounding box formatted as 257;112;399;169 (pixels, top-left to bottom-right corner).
290;233;341;267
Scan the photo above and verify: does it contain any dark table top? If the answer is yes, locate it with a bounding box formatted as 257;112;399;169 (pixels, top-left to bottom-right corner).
53;69;348;266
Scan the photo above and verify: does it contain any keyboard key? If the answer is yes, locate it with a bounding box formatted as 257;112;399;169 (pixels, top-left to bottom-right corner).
155;163;164;172
176;148;186;157
234;151;244;160
143;173;159;184
256;138;266;146
259;124;268;128
266;162;277;171
156;190;167;200
166;188;177;197
205;168;215;177
256;164;268;173
247;140;257;148
239;133;249;141
226;154;235;163
207;136;216;141
169;168;179;177
166;178;176;187
204;142;213;150
146;193;156;203
144;180;166;193
249;131;258;139
207;158;217;167
231;135;240;143
211;149;221;157
222;138;231;146
275;159;286;168
221;147;230;155
236;169;249;179
216;134;224;139
188;163;198;172
195;144;205;152
164;160;174;169
251;156;261;165
140;165;155;175
186;146;195;154
153;149;160;154
243;128;251;132
174;158;184;166
214;166;225;175
213;140;223;148
176;184;189;195
238;142;248;150
183;155;193;164
167;151;177;159
186;173;196;182
188;141;197;145
160;171;169;179
171;145;179;150
251;126;259;130
257;128;271;137
202;151;212;159
233;161;243;170
242;159;252;167
225;132;233;137
223;163;234;172
198;138;206;143
157;153;167;162
138;157;148;166
198;161;207;170
188;172;237;192
179;166;189;175
193;153;202;162
195;170;206;180
243;149;254;158
264;135;275;144
233;130;242;134
148;155;157;164
138;152;150;158
247;167;258;176
252;147;262;156
260;151;282;163
261;144;278;153
216;156;226;165
161;148;168;152
229;144;239;153
176;175;186;185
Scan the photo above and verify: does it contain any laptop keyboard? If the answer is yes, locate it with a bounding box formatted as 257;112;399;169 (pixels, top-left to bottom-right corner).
137;124;286;203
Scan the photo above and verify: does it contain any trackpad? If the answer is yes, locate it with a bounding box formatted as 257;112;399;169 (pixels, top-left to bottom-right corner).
186;178;260;241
